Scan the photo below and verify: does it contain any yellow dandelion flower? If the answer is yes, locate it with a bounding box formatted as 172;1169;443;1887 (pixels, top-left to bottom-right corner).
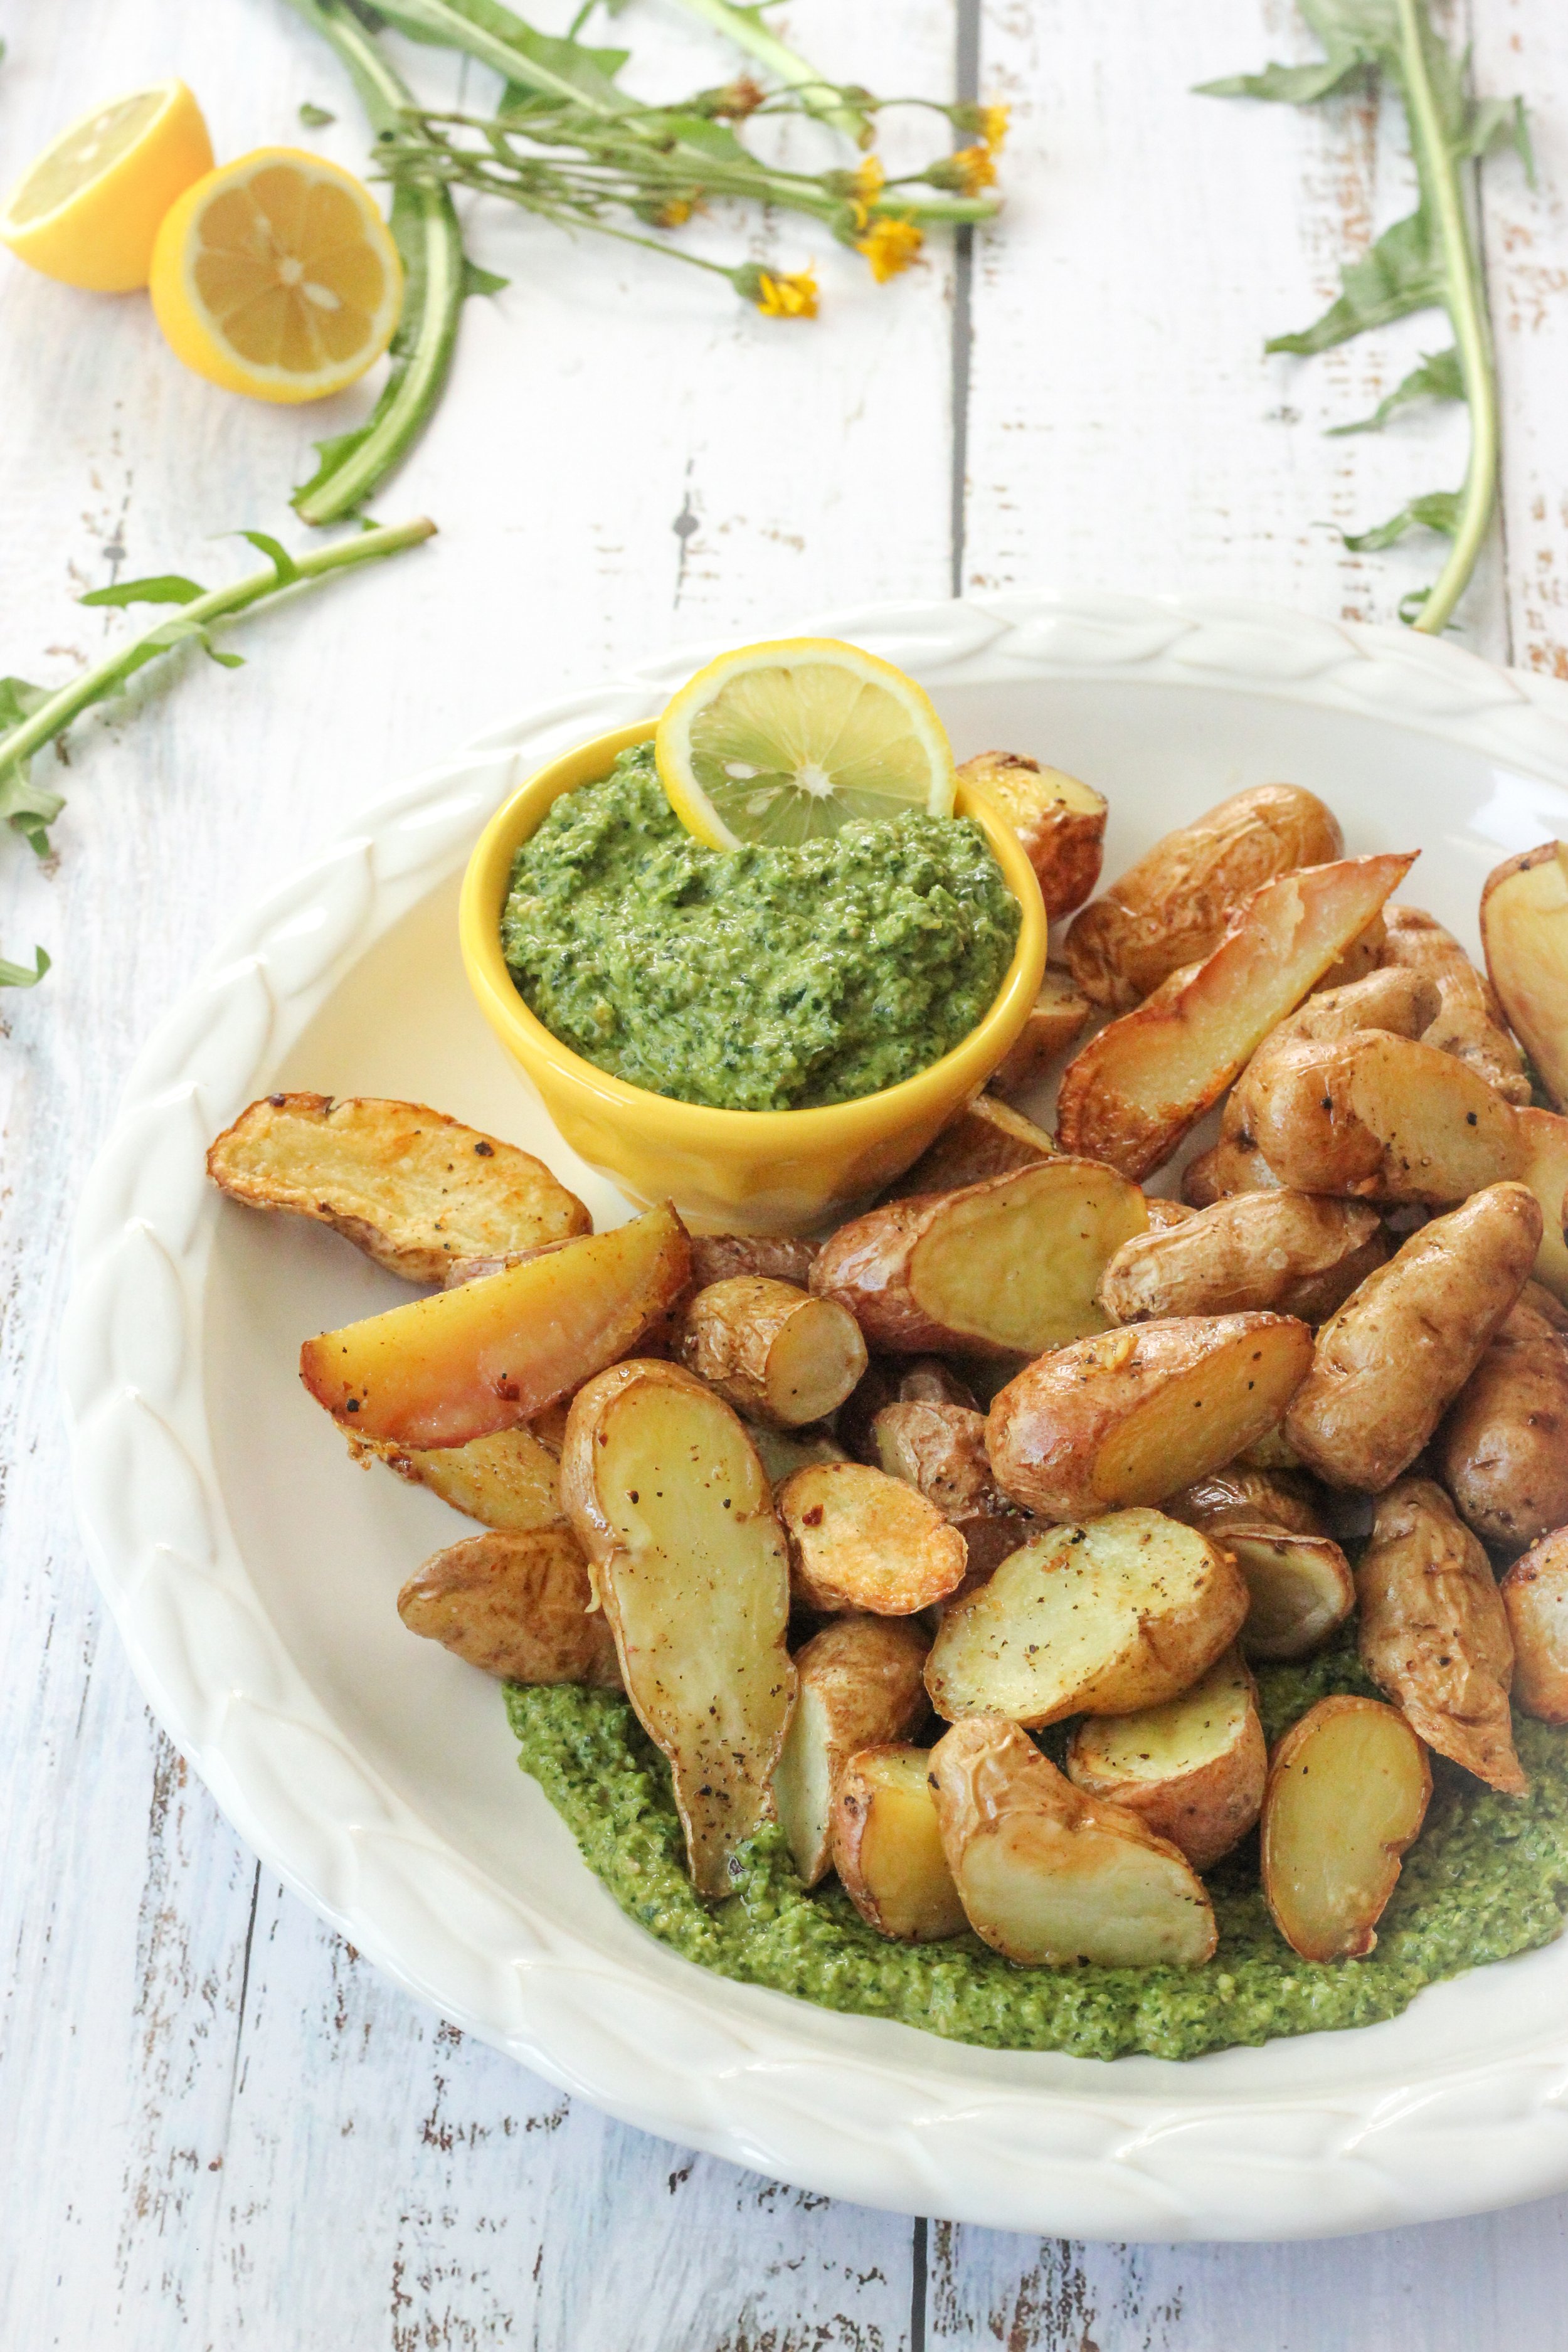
977;104;1010;152
755;267;818;319
856;216;924;285
950;143;998;194
851;155;886;206
655;198;693;228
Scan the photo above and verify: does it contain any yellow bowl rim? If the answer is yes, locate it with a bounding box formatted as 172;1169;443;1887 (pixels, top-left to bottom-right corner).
458;721;1049;1147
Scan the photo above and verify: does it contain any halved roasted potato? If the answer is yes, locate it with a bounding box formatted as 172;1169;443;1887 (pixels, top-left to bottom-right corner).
831;1745;968;1941
1063;784;1345;1012
986;1313;1313;1520
958;750;1108;918
1481;840;1568;1112
773;1617;930;1887
924;1508;1247;1727
1316;909;1387;988
871;1399;1034;1585
988;968;1093;1100
776;1460;967;1617
1212;965;1442;1170
1357;1476;1526;1794
396;1527;620;1686
1065;1648;1266;1870
1214;1524;1354;1662
208;1093;590;1281
1181;1133;1281;1205
361;1422;566;1532
300;1203;691;1449
1097;1191;1387;1325
884;1094;1055;1200
746;1424;852;1486
1285;1183;1542;1491
1500;1530;1568;1725
1517;1107;1568;1305
1380;904;1532;1104
1232;1029;1525;1205
1164;1464;1326;1537
1260;1696;1431;1962
676;1276;866;1430
1436;1297;1568;1552
560;1358;795;1897
928;1715;1217;1966
812;1157;1149;1359
687;1232;820;1291
1056;853;1414;1179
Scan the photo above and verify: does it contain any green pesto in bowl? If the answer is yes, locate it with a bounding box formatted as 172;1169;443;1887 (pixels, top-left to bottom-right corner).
506;1641;1568;2062
499;743;1021;1114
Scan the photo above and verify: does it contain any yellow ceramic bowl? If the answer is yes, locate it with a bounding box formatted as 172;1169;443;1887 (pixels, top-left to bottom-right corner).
459;723;1048;1233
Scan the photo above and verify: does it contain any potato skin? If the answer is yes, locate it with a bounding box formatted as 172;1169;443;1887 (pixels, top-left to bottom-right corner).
1097;1191;1387;1325
988;969;1093;1100
884;1094;1054;1200
208;1093;590;1282
1182;1133;1281;1206
1063;785;1343;1012
1285;1183;1542;1492
363;1422;566;1532
777;1459;968;1616
1380;904;1532;1105
831;1744;969;1941
871;1399;1035;1585
396;1528;620;1686
1480;840;1568;1113
1436;1299;1568;1552
1518;1106;1568;1306
1164;1465;1326;1537
687;1233;819;1290
773;1616;930;1887
675;1275;866;1429
956;751;1107;919
1501;1530;1568;1725
1357;1477;1525;1794
1260;1695;1431;1961
986;1313;1313;1520
1065;1650;1266;1870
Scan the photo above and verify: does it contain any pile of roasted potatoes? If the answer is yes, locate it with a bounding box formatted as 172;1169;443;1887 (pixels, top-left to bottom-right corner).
208;768;1568;1978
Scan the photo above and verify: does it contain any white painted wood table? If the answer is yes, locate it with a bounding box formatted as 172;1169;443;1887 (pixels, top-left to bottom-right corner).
4;0;1568;2340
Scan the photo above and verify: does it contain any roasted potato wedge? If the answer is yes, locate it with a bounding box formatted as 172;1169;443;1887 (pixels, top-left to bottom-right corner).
813;1157;1149;1359
396;1528;620;1686
676;1276;867;1429
1315;909;1387;989
986;1313;1313;1520
687;1232;820;1291
988;968;1093;1100
885;1094;1055;1199
561;1358;795;1897
1380;904;1532;1104
1165;1464;1326;1537
777;1460;968;1617
831;1745;968;1941
773;1617;930;1887
1211;1523;1353;1661
208;1093;590;1282
300;1203;691;1449
363;1422;566;1532
957;750;1107;918
1065;1648;1266;1870
1285;1183;1542;1491
872;1399;1034;1584
1481;840;1568;1112
1436;1298;1568;1552
1260;1697;1431;1962
1063;784;1344;1012
1517;1107;1568;1305
1232;1028;1525;1205
1056;853;1414;1179
1096;1191;1387;1325
1500;1530;1568;1725
929;1715;1217;1966
923;1508;1247;1727
1357;1476;1525;1794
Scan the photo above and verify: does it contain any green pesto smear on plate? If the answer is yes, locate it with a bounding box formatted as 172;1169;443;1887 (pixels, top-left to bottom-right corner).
499;743;1021;1113
506;1641;1568;2061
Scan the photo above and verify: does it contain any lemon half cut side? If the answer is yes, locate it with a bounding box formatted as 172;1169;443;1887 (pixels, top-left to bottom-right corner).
655;637;958;850
0;80;214;291
149;149;402;404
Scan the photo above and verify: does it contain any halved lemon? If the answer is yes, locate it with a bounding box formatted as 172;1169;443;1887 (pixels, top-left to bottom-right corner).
0;80;213;292
655;638;957;849
149;149;402;404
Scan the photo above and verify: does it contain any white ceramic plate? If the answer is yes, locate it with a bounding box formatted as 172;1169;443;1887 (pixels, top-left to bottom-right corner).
63;593;1568;2243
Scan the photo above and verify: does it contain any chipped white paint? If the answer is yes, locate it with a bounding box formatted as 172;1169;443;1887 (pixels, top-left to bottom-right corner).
3;0;1568;2344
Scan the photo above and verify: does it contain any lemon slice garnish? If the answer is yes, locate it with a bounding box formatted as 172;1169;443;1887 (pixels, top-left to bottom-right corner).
655;637;957;849
0;80;213;292
149;149;401;405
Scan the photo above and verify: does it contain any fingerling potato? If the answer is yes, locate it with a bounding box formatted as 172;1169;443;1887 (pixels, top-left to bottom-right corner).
884;1094;1055;1199
1066;1648;1265;1870
1260;1697;1431;1962
676;1276;867;1429
1209;1523;1354;1661
396;1528;620;1686
1063;784;1345;1011
561;1358;795;1897
746;1424;852;1485
1436;1298;1568;1551
1164;1465;1326;1537
1285;1183;1542;1491
362;1422;566;1532
986;1313;1313;1520
923;1509;1247;1727
1481;840;1568;1111
928;1716;1217;1966
831;1745;968;1941
208;1093;591;1283
1182;1133;1282;1206
1380;904;1532;1104
687;1233;820;1291
988;968;1093;1100
777;1460;968;1617
1500;1530;1568;1725
871;1399;1034;1584
957;750;1107;918
1357;1477;1525;1794
1517;1106;1568;1305
1096;1191;1387;1325
773;1617;930;1887
812;1157;1148;1359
